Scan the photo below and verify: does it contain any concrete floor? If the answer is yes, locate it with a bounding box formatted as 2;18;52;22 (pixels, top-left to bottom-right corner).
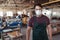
0;27;60;40
53;34;60;40
21;27;60;40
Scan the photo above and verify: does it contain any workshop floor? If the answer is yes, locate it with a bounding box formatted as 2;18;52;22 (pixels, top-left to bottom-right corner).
0;27;60;40
0;39;2;40
21;27;60;40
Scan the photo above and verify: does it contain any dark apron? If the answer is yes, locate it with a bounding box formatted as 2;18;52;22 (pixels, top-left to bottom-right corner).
33;17;48;40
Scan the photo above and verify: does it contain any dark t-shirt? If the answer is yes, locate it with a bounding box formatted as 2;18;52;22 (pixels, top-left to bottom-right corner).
28;15;50;27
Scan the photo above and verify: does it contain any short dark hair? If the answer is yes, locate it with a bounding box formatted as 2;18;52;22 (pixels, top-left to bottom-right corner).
34;3;42;8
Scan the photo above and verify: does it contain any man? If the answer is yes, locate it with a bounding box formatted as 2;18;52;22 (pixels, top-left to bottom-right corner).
26;3;52;40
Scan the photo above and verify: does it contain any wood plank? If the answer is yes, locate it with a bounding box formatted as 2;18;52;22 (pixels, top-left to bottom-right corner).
42;0;60;5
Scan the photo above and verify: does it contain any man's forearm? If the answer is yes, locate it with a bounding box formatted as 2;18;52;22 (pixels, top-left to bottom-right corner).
48;26;52;40
49;29;52;40
47;24;52;40
26;30;30;40
26;27;31;40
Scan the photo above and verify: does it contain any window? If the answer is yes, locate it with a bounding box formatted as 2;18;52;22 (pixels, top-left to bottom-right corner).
17;11;23;15
53;12;57;16
6;11;13;17
0;11;3;17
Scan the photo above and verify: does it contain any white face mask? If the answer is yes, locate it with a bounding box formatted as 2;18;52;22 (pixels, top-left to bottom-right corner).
35;10;42;16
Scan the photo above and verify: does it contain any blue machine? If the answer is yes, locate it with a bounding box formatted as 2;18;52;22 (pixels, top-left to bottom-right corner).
7;19;22;29
0;18;3;38
0;18;2;31
0;18;2;26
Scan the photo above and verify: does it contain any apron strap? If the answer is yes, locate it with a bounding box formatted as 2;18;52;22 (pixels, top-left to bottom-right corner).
33;16;37;23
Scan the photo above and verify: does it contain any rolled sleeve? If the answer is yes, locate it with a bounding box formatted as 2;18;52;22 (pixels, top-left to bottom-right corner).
46;17;50;26
28;18;33;27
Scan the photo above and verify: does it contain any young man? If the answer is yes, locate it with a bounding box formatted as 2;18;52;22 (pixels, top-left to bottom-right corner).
26;4;52;40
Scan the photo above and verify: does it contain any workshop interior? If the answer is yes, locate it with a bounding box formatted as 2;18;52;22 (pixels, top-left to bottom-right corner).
0;0;60;40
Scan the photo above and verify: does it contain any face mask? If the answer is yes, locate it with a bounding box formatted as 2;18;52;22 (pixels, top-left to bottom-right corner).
35;10;42;16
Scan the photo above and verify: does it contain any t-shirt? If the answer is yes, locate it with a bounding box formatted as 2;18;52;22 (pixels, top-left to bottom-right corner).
28;15;50;27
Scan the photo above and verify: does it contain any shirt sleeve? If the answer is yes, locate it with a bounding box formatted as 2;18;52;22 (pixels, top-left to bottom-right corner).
28;17;33;27
46;17;50;26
